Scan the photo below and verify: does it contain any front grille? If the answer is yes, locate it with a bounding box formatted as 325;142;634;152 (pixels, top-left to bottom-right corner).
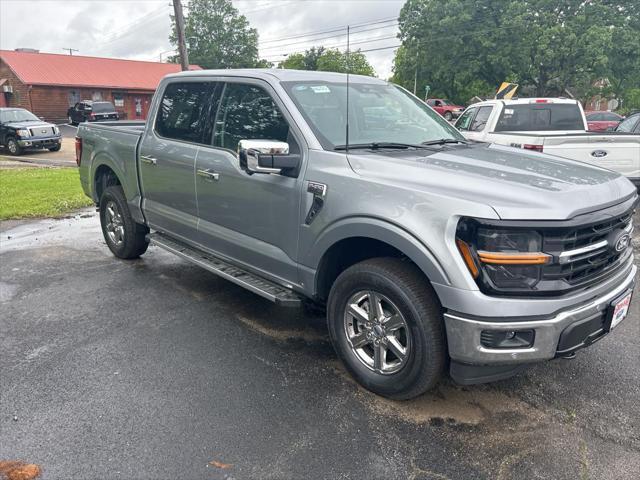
541;207;634;289
29;126;55;137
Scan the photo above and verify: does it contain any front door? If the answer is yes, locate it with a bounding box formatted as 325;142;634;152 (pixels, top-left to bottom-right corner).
194;80;304;284
138;81;214;239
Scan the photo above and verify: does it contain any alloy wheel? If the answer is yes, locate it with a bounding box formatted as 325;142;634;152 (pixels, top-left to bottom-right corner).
343;290;411;374
104;200;125;246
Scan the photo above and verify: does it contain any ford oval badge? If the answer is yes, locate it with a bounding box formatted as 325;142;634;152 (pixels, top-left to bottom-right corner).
591;150;608;158
614;233;631;252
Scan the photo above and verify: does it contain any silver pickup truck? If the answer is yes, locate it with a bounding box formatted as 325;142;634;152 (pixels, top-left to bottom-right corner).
77;69;637;399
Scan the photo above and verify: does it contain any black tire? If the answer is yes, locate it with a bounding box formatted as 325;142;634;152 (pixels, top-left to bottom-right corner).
48;144;61;152
6;137;22;156
327;257;445;400
99;185;149;259
444;111;453;121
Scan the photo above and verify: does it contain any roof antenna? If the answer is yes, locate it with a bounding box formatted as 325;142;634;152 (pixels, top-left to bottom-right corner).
345;25;350;153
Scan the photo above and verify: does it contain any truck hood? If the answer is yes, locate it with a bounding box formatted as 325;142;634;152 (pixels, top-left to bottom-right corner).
346;143;636;220
5;120;56;130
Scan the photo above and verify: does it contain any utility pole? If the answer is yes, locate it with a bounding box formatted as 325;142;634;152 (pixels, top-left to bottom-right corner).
62;48;79;55
172;0;189;71
413;43;419;95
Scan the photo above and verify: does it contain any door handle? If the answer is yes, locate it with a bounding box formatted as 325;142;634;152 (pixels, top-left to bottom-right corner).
197;169;220;181
140;155;157;165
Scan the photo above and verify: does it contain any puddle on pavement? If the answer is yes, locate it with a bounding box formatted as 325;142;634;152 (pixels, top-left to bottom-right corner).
0;209;101;253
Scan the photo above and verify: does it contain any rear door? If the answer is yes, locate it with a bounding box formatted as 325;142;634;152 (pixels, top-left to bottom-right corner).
138;80;215;238
194;79;305;284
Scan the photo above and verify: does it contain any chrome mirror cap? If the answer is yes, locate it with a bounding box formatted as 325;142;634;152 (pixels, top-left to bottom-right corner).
238;139;289;174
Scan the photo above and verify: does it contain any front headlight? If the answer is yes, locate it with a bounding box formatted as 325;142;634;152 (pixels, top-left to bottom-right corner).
53;126;60;135
16;129;30;138
456;219;550;292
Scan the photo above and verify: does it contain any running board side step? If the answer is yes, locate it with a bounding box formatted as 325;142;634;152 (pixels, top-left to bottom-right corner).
148;232;302;307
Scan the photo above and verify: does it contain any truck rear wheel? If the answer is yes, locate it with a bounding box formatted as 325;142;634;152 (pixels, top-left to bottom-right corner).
99;185;149;259
327;258;445;400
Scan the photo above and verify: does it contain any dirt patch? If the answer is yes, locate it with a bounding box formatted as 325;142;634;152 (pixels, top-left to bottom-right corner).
329;360;543;426
0;461;42;480
235;313;328;344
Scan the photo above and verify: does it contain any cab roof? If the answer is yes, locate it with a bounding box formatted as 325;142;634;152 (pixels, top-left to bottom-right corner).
164;68;387;85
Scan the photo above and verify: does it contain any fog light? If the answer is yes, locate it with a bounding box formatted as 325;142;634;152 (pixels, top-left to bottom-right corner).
480;329;535;349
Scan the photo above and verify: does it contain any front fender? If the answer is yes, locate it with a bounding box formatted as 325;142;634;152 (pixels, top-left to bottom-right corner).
303;216;450;294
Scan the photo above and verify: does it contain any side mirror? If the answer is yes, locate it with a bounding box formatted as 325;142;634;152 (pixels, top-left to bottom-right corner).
238;139;300;176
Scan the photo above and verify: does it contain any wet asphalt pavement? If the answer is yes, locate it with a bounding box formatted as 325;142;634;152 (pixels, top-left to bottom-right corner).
0;211;639;480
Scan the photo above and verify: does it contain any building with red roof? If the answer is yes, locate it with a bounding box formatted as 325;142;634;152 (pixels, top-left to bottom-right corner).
0;49;200;123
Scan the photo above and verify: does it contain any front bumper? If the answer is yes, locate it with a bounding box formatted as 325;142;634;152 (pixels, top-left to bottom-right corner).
444;263;636;367
18;136;62;148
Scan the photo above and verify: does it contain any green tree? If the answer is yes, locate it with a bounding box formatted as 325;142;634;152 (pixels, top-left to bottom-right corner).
281;47;376;76
393;0;639;104
170;0;266;69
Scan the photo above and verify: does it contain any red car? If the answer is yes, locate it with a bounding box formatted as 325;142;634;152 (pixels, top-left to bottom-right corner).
585;111;623;131
426;98;465;121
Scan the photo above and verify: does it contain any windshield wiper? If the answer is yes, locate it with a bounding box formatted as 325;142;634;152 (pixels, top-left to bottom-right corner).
421;138;468;146
334;142;432;151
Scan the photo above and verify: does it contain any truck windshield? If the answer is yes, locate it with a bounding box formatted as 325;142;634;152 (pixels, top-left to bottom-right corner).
494;103;584;132
0;109;39;123
282;81;464;150
91;102;116;113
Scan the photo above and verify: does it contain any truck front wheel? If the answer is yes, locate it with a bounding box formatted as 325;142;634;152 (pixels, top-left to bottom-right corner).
6;137;22;156
327;258;445;400
99;185;149;259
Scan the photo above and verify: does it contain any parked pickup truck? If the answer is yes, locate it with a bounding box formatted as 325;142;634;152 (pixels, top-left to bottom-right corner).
77;70;637;399
455;98;640;186
0;107;62;155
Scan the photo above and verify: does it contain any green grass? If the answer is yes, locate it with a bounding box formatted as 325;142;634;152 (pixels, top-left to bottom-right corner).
0;168;93;220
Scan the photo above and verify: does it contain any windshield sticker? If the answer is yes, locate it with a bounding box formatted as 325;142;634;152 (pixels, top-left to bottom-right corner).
310;85;331;93
504;108;514;115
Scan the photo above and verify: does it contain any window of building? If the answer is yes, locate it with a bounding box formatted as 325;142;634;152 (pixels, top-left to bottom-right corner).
112;93;124;108
91;91;103;101
68;90;80;106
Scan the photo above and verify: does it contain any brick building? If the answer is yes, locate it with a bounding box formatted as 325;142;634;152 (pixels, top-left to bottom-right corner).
0;49;200;123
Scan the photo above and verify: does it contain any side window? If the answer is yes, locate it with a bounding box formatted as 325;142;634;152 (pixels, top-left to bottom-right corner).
470;106;492;131
155;82;213;144
455;107;477;131
616;115;639;133
213;83;290;152
426;99;435;107
602;113;619;121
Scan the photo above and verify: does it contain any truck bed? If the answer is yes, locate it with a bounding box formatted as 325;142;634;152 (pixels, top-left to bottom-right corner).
77;121;145;218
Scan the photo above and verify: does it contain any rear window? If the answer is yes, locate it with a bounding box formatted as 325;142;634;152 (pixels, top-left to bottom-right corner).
155;82;214;144
91;102;115;113
495;103;584;131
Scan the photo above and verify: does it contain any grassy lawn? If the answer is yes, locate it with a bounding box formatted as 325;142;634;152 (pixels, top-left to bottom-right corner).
0;168;93;220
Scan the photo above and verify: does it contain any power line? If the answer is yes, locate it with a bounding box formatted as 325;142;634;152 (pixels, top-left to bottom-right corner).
259;22;398;52
96;5;170;47
259;16;398;45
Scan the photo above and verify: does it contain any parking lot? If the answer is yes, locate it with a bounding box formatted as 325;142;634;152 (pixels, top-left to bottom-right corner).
1;211;638;479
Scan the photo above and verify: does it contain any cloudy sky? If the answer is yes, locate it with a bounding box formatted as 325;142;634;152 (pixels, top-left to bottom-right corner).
0;0;404;78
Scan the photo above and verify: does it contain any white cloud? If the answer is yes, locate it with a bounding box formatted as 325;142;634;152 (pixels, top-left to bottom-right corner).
0;0;403;77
